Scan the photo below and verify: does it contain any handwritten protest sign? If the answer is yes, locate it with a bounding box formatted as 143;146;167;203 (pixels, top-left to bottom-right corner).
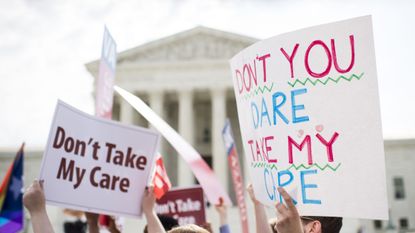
39;100;160;217
155;186;206;226
230;16;388;219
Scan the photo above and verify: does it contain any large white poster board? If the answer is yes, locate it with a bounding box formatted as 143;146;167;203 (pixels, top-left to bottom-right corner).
39;100;160;218
230;16;388;219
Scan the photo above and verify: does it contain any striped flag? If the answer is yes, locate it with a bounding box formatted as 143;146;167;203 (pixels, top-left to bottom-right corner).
0;144;24;233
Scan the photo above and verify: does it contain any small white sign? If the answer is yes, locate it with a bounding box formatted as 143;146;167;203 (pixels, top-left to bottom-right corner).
39;100;160;218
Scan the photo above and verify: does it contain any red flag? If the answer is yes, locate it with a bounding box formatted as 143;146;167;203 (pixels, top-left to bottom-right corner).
152;154;172;199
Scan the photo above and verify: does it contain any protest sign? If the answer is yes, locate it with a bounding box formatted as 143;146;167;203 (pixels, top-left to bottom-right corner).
39;100;160;218
222;119;249;233
114;86;232;206
230;16;388;219
155;186;206;226
96;26;117;119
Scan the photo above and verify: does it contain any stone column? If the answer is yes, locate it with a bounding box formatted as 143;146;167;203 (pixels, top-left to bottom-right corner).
149;90;164;118
178;89;195;186
120;97;134;124
149;90;165;155
211;88;228;193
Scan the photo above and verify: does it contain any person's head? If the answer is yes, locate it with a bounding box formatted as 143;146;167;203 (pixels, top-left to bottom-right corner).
270;216;343;233
167;224;210;233
301;216;342;233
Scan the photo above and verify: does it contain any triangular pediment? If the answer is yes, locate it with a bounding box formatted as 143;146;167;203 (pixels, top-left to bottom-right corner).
116;26;258;64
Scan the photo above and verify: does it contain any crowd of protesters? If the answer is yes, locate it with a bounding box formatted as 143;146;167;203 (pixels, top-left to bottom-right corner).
23;180;342;233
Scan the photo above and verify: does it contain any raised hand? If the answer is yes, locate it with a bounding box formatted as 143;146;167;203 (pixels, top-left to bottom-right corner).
23;180;46;214
23;180;55;233
274;187;303;233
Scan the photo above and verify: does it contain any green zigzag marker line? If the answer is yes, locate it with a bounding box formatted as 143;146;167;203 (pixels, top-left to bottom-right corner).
251;162;278;170
252;162;340;172
287;163;342;172
242;83;274;100
268;164;278;170
287;73;364;87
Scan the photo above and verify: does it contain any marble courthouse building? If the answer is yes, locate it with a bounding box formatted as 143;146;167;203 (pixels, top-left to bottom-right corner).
85;26;415;233
86;26;257;196
1;26;414;233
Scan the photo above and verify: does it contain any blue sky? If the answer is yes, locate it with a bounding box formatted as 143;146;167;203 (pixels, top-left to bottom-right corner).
1;0;414;148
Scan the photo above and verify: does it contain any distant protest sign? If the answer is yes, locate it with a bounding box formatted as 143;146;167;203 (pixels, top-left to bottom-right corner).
230;16;388;219
96;26;117;119
222;119;249;233
155;186;206;225
39;100;160;217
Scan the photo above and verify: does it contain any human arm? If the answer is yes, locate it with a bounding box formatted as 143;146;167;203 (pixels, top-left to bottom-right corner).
215;197;228;227
274;187;303;233
215;197;231;233
142;186;166;233
246;184;272;233
107;216;121;233
219;224;231;233
85;212;99;233
23;180;55;233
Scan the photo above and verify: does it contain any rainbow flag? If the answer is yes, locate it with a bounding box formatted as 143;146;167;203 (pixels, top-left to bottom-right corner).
0;144;24;233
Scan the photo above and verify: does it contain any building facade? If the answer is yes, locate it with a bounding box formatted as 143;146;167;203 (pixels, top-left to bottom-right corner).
360;139;415;233
86;26;257;200
1;26;414;233
85;27;415;233
85;26;415;233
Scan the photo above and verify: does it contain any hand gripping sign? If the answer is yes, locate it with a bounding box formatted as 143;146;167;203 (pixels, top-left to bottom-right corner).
230;16;388;219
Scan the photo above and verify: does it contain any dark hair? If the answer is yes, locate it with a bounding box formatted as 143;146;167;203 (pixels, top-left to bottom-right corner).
158;215;179;230
302;216;343;233
143;215;179;233
143;214;179;233
64;220;87;233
